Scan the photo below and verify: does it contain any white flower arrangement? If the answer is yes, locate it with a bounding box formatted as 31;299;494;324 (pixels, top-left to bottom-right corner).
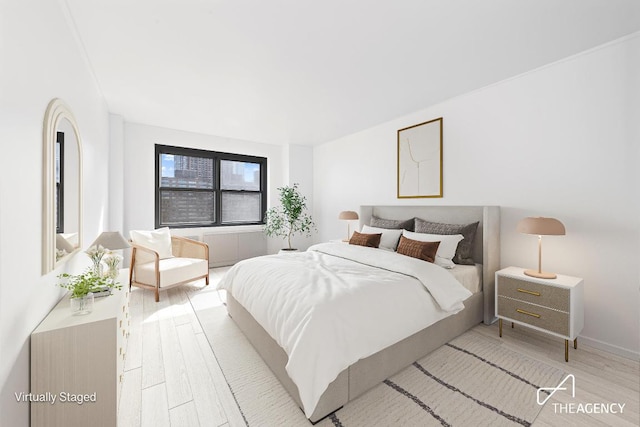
85;244;107;274
103;252;123;278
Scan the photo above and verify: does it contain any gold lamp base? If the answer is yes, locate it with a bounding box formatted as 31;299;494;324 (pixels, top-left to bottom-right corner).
524;269;557;280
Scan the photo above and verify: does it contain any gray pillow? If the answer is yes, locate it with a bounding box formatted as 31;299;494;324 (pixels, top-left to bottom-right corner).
370;215;414;231
414;218;479;265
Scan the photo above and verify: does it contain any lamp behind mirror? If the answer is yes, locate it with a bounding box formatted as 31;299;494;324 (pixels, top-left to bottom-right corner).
90;232;131;251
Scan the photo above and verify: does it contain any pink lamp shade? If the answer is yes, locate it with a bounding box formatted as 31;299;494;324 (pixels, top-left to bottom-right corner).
517;217;565;279
517;217;565;236
338;211;359;241
338;211;359;221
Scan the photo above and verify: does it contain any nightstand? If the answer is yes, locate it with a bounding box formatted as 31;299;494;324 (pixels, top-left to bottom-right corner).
495;267;584;362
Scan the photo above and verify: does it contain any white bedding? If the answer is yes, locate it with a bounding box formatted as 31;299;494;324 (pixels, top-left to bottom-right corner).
217;242;473;418
450;264;483;294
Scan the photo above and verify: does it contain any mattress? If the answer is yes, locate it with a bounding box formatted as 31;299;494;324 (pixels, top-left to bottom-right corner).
449;263;483;294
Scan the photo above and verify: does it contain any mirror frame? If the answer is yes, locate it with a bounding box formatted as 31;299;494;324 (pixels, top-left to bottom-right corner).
43;98;83;274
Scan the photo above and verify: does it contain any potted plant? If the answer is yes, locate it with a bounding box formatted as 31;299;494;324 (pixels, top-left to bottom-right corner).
58;270;122;315
264;183;316;252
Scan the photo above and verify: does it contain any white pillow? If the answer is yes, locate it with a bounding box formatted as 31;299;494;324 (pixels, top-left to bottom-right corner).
402;230;464;268
130;227;173;259
361;225;403;251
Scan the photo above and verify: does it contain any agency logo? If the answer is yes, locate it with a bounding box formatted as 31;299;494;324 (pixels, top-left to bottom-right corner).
537;374;575;405
537;374;625;415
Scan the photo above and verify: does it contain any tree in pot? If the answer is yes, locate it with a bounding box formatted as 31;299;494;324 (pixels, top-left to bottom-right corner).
264;183;316;251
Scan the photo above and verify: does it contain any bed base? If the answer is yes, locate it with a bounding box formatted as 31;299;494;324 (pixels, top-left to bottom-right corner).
227;291;484;423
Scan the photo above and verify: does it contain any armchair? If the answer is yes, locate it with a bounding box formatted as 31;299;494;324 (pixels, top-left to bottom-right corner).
129;234;209;302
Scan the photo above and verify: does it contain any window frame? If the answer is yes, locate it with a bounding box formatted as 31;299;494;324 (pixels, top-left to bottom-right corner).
155;144;267;228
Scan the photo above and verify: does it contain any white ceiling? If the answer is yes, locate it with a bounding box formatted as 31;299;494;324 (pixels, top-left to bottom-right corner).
64;0;640;146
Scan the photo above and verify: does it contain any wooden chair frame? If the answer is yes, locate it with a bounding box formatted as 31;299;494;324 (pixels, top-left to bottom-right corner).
129;235;209;302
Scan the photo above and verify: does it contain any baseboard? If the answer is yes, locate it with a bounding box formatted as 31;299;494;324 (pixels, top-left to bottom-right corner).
579;335;640;361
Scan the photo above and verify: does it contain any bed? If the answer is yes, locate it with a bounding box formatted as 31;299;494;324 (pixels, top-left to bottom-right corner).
219;205;500;423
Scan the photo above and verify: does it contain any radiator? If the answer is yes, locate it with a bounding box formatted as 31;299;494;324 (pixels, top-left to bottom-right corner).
203;231;267;267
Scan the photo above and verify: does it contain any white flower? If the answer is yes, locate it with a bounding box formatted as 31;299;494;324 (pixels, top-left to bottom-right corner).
104;253;123;269
85;245;106;263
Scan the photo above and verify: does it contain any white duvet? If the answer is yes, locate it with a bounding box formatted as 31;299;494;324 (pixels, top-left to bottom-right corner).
217;242;473;418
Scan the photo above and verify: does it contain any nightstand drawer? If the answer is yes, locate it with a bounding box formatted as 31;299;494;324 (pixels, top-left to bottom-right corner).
497;296;569;336
497;275;569;311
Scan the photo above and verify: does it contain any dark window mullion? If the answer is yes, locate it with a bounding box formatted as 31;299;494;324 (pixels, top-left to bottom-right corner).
214;157;221;226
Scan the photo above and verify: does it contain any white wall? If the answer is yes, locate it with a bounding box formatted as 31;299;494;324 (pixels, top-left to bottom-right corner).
109;114;125;232
122;123;292;253
0;1;111;425
282;144;316;250
314;34;640;357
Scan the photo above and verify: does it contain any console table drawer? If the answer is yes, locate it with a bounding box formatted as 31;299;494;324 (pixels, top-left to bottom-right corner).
497;296;569;336
497;275;569;312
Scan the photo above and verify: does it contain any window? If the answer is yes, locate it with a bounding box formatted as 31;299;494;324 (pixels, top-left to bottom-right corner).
155;145;267;228
56;131;64;233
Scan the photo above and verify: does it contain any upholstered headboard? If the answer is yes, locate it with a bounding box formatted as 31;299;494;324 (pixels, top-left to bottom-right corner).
360;205;500;324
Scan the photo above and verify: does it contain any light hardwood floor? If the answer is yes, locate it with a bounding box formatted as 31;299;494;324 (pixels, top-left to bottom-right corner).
118;268;639;427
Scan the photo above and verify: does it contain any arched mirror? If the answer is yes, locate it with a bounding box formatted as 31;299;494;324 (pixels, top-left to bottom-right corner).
43;99;83;274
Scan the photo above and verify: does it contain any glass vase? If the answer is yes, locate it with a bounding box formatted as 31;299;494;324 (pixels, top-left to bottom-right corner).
70;293;94;315
106;264;118;280
92;260;103;277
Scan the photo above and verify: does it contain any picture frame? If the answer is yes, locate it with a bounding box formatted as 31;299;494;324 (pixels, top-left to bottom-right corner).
397;117;443;198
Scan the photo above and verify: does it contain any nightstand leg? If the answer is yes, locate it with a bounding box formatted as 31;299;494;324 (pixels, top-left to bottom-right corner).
499;318;502;337
574;338;577;349
511;322;514;328
565;340;569;362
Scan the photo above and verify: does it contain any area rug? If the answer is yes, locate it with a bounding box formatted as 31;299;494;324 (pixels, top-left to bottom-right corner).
196;305;565;427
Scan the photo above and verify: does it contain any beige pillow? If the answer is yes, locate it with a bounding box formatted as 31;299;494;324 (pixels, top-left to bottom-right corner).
361;225;403;251
349;231;382;248
130;227;173;259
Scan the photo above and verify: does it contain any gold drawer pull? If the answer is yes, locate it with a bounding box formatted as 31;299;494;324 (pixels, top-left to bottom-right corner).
516;308;541;318
517;288;540;296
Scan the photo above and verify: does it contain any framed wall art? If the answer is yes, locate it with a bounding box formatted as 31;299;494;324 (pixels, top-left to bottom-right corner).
397;117;443;198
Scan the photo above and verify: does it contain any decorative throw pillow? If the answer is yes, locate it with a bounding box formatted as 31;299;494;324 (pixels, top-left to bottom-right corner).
361;225;403;251
414;218;479;265
396;236;440;263
370;215;414;231
349;231;382;248
130;227;174;259
402;230;464;268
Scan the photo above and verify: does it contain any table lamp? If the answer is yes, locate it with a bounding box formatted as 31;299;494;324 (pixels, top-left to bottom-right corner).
517;217;565;279
90;231;131;251
338;211;359;241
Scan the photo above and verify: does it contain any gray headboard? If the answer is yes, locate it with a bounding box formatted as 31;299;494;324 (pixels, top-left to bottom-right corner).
360;205;500;324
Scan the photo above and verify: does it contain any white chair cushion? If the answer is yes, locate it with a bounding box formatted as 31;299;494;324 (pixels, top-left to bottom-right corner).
134;257;208;288
130;227;173;259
